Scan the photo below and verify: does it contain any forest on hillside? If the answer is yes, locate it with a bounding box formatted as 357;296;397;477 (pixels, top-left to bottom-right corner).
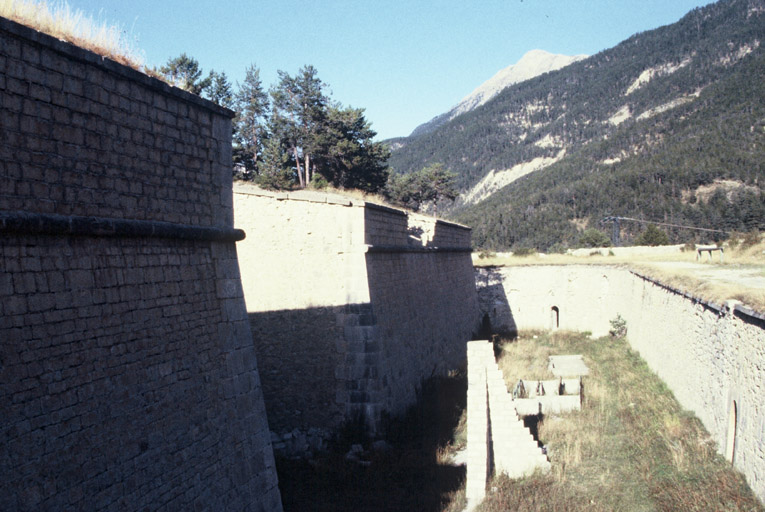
457;50;765;250
388;0;765;250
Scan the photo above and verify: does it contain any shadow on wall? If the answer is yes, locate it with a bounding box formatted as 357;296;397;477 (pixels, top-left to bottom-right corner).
363;215;480;428
247;302;383;454
475;267;518;339
237;190;480;453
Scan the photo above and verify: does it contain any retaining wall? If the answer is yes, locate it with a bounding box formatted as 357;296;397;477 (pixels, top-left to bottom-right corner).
476;265;765;502
235;185;480;452
1;17;281;511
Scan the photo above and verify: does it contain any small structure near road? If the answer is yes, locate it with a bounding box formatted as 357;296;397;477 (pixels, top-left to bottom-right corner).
696;245;724;262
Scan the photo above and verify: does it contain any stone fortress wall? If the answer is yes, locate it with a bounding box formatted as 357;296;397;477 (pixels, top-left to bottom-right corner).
0;17;281;511
476;265;765;502
235;185;481;453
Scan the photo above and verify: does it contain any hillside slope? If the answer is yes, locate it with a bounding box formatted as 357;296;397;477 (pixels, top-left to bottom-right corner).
409;49;587;138
388;0;765;250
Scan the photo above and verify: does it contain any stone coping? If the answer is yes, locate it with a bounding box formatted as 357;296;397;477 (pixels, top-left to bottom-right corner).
233;184;362;206
232;183;473;232
366;245;474;254
0;16;234;119
629;270;765;323
0;210;245;242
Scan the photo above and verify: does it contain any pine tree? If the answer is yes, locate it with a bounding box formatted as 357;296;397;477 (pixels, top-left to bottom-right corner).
270;65;328;187
233;65;269;173
159;53;211;95
207;71;234;109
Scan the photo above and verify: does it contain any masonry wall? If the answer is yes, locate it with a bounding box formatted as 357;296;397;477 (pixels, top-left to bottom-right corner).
476;265;765;502
235;186;480;452
0;18;281;511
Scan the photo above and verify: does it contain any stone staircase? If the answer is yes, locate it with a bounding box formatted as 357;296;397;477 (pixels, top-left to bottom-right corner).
465;341;550;511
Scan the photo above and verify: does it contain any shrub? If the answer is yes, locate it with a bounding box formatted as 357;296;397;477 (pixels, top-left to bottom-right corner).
741;229;761;248
634;224;670;246
578;228;612;248
547;242;568;254
308;175;330;190
512;247;536;257
609;314;627;337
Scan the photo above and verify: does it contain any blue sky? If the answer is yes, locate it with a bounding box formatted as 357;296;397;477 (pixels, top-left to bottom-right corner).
71;0;713;140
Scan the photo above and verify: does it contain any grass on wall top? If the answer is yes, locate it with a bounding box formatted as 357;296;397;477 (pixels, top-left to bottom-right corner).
0;0;144;69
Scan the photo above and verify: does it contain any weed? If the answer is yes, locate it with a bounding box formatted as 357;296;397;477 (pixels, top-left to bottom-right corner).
608;314;627;337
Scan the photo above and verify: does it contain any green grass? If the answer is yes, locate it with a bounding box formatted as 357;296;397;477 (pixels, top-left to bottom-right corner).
478;331;764;512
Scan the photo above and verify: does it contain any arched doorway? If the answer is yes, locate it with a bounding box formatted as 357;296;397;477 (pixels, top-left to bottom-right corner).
551;306;560;330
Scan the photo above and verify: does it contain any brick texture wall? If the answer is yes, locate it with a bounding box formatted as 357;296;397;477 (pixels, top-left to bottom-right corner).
0;18;231;227
0;17;281;511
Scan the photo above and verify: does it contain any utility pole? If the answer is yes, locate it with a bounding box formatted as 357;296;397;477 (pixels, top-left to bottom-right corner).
601;216;621;246
600;216;727;246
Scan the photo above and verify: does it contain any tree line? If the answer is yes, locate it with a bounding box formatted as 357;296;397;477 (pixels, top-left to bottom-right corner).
156;54;459;211
157;54;389;192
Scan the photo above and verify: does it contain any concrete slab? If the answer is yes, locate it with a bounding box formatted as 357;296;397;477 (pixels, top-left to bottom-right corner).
514;395;582;416
548;354;589;377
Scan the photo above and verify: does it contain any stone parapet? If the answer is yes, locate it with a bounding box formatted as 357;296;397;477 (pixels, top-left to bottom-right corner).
0;16;233;227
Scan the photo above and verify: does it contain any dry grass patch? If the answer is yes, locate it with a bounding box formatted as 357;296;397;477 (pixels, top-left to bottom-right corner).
0;0;144;69
476;331;763;512
496;332;557;387
631;262;765;310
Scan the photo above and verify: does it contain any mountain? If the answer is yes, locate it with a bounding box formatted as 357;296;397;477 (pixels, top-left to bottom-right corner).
409;49;587;138
387;0;765;250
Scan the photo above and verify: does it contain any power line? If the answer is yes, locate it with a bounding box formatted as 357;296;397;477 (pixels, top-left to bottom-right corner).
600;216;728;246
603;216;728;234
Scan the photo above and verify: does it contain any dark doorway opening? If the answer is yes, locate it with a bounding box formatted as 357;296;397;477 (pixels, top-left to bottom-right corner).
551;306;560;329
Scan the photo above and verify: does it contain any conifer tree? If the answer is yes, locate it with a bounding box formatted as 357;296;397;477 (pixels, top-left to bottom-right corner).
159;53;211;95
207;71;234;109
270;65;328;187
234;64;269;173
